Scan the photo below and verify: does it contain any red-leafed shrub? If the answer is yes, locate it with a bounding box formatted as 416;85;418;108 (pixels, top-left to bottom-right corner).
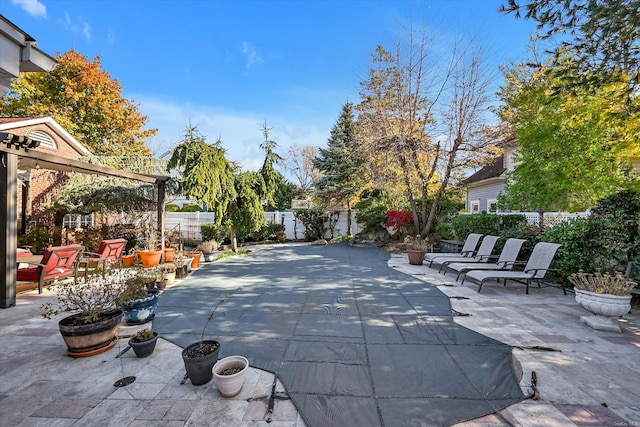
385;210;413;231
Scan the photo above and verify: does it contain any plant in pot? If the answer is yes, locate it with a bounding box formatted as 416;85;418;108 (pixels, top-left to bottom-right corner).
187;249;202;269
121;270;161;325
182;290;237;386
174;253;188;279
568;271;636;332
158;263;176;286
136;228;162;268
405;235;429;265
122;249;137;267
197;240;219;262
41;269;132;357
213;355;250;397
128;327;159;358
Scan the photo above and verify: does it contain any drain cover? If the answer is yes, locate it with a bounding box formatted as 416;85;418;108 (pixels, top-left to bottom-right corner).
114;376;136;387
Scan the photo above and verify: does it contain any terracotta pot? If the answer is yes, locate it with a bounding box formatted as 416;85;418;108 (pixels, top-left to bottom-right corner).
407;250;426;265
188;252;202;269
137;250;162;268
122;254;137;267
164;248;176;262
58;310;123;357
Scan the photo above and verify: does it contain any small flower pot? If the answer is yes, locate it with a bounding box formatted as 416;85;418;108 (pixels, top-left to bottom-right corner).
122;254;137;267
128;332;158;358
176;265;188;279
213;355;249;397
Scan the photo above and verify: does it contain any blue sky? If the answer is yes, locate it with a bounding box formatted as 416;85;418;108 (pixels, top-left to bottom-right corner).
2;0;541;171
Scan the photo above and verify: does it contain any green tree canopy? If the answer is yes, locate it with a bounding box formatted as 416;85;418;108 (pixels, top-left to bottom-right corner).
500;0;640;92
497;60;640;211
314;102;365;235
166;125;237;226
1;49;155;156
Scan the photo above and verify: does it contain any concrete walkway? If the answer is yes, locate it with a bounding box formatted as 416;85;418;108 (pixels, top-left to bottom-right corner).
0;243;638;426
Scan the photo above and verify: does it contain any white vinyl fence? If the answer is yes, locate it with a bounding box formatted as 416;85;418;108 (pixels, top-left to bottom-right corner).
162;210;361;242
492;211;590;227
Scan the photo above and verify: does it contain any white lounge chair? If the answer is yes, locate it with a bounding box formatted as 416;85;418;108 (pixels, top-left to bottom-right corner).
425;233;483;267
430;235;500;272
462;242;564;294
444;238;527;280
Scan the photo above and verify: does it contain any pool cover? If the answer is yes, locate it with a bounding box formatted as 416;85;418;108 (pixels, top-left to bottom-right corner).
154;243;525;427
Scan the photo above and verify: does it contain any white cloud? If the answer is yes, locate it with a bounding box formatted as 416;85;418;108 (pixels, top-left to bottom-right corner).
135;97;329;172
241;41;264;70
11;0;47;18
58;12;91;41
107;28;116;45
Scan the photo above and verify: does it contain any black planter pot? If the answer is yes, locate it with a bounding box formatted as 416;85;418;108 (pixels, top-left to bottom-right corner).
176;266;188;279
181;340;220;385
128;332;159;358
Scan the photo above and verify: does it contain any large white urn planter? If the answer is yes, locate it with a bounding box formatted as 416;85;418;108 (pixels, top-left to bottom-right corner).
575;288;631;332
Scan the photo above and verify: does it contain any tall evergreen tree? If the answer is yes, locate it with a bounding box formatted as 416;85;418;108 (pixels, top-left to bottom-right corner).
313;102;365;236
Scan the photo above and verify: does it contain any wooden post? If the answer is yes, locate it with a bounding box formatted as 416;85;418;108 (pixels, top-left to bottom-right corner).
1;152;17;308
158;180;166;261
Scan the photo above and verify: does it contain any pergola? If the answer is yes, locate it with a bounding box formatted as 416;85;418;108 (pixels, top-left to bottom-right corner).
0;132;171;308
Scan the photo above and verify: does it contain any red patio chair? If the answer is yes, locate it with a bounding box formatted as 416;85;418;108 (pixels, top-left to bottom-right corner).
80;238;127;273
16;244;84;294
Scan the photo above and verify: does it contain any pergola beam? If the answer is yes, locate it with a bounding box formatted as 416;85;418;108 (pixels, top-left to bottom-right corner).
0;133;170;308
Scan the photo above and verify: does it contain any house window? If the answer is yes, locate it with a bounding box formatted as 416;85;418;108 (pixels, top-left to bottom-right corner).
470;199;480;213
487;199;498;213
28;130;57;149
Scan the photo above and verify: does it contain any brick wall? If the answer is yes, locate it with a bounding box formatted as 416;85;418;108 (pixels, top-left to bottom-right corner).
9;122;85;229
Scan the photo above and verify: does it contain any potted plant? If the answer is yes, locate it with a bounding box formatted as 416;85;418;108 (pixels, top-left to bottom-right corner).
121;270;161;325
136;227;162;268
405;235;429;265
128;328;159;358
174;253;188;279
187;250;202;269
568;271;636;332
158;263;176;285
181;290;236;385
197;240;219;262
122;250;137;267
41;269;132;357
213;355;249;397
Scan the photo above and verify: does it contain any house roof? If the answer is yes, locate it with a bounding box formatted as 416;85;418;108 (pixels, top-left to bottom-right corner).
462;155;506;185
0;116;91;155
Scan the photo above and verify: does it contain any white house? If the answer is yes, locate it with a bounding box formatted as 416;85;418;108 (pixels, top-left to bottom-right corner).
463;143;519;213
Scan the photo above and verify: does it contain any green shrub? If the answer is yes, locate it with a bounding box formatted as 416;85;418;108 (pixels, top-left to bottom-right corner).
435;223;456;240
19;224;52;254
294;208;328;240
180;204;203;212
165;203;180;212
201;223;228;243
450;214;526;240
585;189;640;272
240;223;282;242
497;222;545;261
543;217;591;277
354;190;392;233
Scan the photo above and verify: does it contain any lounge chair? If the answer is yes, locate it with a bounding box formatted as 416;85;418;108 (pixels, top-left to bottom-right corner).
16;244;84;294
443;238;527;280
425;233;483;267
462;242;563;294
430;235;500;272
